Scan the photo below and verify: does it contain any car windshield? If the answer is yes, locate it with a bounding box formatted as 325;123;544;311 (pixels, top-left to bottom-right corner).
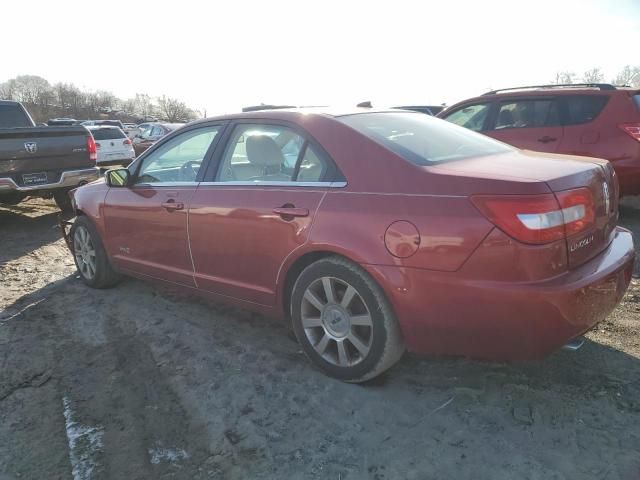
338;112;512;165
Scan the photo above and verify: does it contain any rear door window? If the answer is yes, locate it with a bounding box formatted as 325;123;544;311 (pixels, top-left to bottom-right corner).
634;94;640;110
494;99;560;129
442;104;491;131
564;95;609;125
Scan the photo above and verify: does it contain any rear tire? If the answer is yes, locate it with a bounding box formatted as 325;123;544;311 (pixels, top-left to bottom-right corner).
70;216;121;288
290;256;405;382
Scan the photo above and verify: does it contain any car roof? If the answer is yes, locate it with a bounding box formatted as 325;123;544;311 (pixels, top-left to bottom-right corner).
86;125;121;130
190;106;408;125
478;83;636;99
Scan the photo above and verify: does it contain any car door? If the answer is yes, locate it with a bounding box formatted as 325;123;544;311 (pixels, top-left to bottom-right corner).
188;121;340;306
485;97;564;153
103;123;224;285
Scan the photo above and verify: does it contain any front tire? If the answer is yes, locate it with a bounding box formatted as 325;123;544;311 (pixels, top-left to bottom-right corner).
290;256;405;382
70;216;121;288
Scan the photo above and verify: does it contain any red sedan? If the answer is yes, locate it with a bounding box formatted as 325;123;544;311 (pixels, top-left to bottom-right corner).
65;108;635;382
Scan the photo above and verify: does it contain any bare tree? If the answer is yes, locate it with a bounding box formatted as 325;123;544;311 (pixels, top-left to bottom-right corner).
582;68;604;83
552;71;576;84
134;93;154;117
157;95;195;122
11;75;53;106
613;65;640;87
0;79;17;100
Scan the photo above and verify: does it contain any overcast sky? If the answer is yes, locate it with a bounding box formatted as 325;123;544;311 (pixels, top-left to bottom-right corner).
2;0;638;115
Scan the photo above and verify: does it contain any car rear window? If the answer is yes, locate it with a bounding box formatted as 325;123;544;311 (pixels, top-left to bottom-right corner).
633;94;640;111
338;112;512;165
564;95;609;125
91;128;126;140
0;104;32;128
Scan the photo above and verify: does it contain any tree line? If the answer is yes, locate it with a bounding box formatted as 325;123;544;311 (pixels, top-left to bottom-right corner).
552;65;640;87
0;75;199;124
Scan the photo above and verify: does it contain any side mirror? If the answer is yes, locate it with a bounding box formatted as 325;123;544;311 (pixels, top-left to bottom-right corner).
105;168;130;187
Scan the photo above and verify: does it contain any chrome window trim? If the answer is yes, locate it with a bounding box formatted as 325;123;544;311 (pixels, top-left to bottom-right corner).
132;181;199;187
198;181;347;188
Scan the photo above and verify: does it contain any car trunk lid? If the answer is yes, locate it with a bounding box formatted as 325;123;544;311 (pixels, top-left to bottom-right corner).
431;150;616;269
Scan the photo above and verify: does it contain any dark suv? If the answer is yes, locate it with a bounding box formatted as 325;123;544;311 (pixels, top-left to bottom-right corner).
438;84;640;196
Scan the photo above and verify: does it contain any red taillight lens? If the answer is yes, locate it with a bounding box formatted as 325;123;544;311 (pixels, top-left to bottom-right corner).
86;135;97;162
555;188;595;237
471;189;595;245
123;138;132;145
619;123;640;142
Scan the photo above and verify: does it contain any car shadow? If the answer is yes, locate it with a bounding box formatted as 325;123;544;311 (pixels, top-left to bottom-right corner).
0;205;65;265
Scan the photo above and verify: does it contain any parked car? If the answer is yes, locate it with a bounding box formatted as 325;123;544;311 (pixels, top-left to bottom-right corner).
0;100;99;211
132;123;182;156
63;108;634;382
438;83;640;196
122;123;138;138
81;119;126;129
47;117;80;126
86;126;135;167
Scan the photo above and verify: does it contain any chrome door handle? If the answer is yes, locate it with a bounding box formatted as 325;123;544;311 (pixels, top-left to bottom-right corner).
162;199;184;211
273;207;309;218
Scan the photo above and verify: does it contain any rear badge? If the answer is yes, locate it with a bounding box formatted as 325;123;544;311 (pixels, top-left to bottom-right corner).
570;235;594;252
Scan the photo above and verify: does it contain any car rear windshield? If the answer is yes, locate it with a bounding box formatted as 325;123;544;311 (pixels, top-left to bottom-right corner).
0;104;32;128
338;112;512;165
91;128;126;140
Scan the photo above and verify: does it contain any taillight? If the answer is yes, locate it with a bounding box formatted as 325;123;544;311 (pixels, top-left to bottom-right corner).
123;138;132;145
471;188;595;245
86;135;97;162
555;188;595;236
619;123;640;142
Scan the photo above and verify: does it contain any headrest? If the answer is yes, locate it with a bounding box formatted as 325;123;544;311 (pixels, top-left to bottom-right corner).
246;135;284;167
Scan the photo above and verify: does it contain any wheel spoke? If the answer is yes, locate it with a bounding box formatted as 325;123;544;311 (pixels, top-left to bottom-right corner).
322;277;336;303
337;340;348;366
302;316;322;328
341;285;356;309
347;333;369;357
87;261;95;278
315;334;330;353
350;314;372;327
304;289;325;311
87;249;96;258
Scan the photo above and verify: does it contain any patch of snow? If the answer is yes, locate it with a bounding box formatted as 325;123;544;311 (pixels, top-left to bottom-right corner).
148;444;189;465
62;397;104;480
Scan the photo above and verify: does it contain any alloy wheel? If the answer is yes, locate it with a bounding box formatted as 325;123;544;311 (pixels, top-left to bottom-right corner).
301;276;373;367
73;225;96;280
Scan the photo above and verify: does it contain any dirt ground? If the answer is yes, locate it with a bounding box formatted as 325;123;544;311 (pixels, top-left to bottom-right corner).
1;198;639;480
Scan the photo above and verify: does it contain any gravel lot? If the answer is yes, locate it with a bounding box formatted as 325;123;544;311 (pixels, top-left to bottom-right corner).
1;198;639;480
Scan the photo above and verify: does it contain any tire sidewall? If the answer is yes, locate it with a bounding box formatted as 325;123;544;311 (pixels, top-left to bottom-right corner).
290;259;390;381
70;216;115;288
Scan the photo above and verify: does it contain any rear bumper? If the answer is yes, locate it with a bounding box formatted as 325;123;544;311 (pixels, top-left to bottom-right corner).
0;167;100;192
366;227;635;361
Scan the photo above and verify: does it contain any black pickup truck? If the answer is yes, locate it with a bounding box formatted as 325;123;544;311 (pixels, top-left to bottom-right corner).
0;100;99;211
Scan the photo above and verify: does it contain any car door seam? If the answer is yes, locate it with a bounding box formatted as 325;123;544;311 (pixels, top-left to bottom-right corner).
275;189;328;293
